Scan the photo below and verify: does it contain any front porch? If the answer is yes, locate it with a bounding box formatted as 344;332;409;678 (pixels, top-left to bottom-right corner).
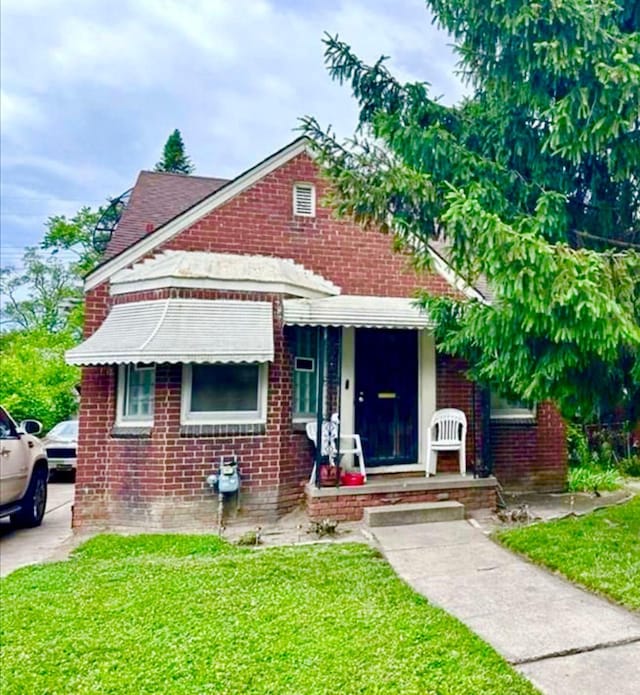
286;306;494;522
305;472;498;521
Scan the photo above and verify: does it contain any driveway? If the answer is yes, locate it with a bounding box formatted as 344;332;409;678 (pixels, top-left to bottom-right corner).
0;481;74;577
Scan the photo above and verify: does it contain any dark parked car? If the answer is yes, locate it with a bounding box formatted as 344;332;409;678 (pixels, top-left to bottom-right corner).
43;420;78;477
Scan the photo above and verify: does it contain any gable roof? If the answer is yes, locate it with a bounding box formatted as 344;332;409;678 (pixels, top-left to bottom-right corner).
86;137;311;290
104;171;228;260
87;136;491;304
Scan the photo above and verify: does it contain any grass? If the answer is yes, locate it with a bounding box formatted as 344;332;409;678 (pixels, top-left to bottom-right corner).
0;535;538;695
496;496;640;611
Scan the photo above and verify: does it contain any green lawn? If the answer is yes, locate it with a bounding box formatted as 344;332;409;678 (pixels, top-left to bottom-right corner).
0;535;537;695
496;496;640;611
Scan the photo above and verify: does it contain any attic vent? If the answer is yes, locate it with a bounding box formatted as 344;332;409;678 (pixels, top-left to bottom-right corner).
293;183;315;217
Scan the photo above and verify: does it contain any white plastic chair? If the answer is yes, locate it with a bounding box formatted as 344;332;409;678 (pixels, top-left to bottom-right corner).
426;408;467;476
306;414;366;483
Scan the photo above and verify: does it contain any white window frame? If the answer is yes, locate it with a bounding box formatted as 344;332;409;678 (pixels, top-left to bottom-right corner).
490;392;536;420
292;182;316;217
116;364;155;426
181;363;268;425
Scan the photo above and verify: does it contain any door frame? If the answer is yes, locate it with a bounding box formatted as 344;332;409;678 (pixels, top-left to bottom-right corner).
339;327;436;474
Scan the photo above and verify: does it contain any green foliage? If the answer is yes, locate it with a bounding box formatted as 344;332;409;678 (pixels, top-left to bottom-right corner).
42;206;103;276
496;497;640;609
0;538;537;694
0;329;80;431
566;423;620;469
0;204;106;428
1;207;105;335
154;128;195;175
0;248;82;334
567;423;592;468
567;463;622;493
567;422;640;481
619;454;640;477
303;1;640;423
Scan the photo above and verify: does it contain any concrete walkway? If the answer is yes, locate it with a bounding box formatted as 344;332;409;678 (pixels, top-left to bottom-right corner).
371;520;640;695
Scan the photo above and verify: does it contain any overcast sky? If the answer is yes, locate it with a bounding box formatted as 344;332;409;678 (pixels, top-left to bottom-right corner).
1;0;465;267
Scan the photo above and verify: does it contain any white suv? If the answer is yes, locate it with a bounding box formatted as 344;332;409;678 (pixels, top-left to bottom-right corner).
0;406;49;527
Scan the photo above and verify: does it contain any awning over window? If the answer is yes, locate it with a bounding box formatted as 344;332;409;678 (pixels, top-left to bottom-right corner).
282;295;433;329
66;299;274;366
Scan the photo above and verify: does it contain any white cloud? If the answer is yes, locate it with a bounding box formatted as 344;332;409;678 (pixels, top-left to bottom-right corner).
0;90;44;139
0;0;464;256
1;155;117;188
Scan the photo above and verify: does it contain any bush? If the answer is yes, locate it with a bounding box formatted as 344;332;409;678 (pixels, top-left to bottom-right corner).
567;463;622;492
567;422;640;484
618;454;640;478
567;423;593;468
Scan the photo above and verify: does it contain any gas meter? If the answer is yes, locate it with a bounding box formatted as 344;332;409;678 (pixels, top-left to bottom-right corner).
218;459;240;494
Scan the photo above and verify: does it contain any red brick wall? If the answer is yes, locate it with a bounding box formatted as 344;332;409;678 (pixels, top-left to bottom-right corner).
160;152;454;298
307;486;497;522
74;151;567;528
491;402;567;491
435;355;483;473
76;290;311;528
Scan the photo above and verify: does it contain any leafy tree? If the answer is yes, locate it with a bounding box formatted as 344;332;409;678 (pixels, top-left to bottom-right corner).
1;206;108;334
0;206;108;429
0;248;82;334
42;206;103;276
0;329;80;431
303;1;640;424
154;129;195;174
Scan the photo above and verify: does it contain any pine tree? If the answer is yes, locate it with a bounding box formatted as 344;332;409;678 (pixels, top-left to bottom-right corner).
154;129;195;175
303;2;640;423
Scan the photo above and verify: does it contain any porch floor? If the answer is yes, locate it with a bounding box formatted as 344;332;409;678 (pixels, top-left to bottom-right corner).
305;473;498;522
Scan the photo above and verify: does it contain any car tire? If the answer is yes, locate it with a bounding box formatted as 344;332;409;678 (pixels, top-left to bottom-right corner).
11;465;48;528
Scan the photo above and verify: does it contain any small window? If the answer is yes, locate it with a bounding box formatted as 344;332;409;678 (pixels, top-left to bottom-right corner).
117;365;155;425
490;392;535;420
182;363;267;424
292;327;317;419
294;356;315;372
293;183;315;217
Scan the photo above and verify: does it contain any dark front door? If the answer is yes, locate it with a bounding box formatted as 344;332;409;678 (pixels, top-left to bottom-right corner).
355;329;418;466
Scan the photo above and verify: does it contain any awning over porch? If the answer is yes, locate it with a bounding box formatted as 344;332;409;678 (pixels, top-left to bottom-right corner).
282;295;433;329
66;299;274;365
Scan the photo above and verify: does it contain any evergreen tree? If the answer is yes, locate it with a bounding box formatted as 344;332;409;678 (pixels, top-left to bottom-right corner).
303;1;640;423
154;129;195;174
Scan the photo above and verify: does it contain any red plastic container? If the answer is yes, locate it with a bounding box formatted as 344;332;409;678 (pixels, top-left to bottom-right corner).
341;472;365;486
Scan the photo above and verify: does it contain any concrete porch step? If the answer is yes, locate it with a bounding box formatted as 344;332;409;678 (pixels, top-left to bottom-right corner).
364;500;465;527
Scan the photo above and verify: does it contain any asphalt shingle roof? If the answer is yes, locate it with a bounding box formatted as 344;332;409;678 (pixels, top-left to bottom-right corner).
104;171;228;260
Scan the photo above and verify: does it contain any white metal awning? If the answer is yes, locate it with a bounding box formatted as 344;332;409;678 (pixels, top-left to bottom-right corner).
66;299;274;365
282;295;433;329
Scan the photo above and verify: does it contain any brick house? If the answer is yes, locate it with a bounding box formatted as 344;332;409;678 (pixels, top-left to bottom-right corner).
67;138;567;529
